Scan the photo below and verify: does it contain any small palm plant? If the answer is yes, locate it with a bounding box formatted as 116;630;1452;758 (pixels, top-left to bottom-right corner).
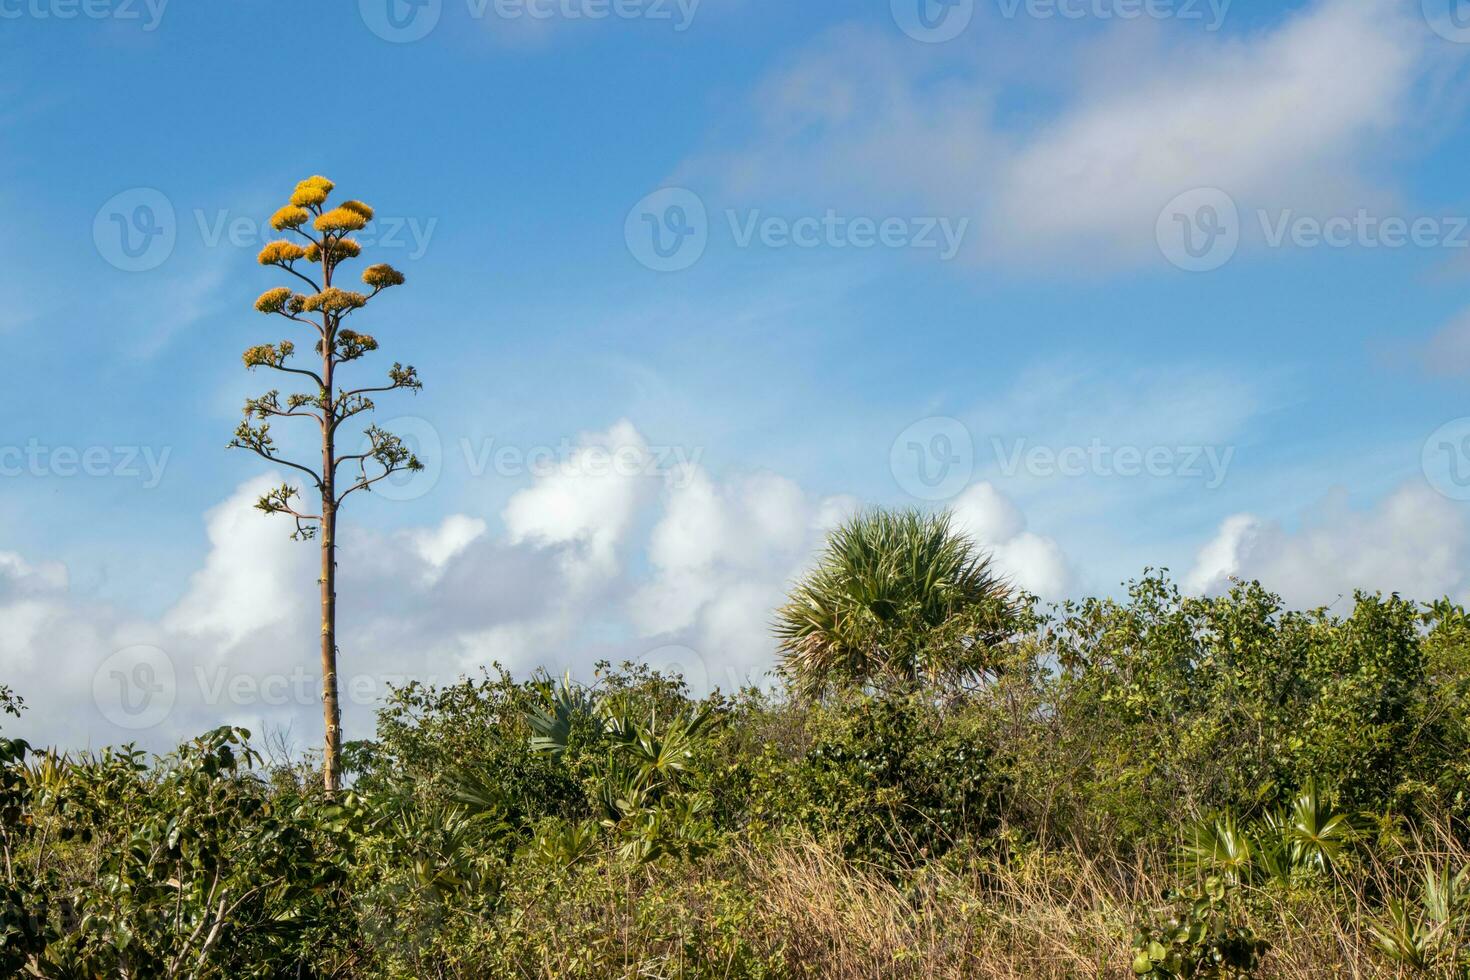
774;509;1019;698
1183;780;1358;890
1369;863;1469;973
520;675;716;865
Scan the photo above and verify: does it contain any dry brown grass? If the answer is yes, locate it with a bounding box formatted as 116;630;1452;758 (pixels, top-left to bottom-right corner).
737;839;1145;978
475;820;1467;978
725;826;1468;979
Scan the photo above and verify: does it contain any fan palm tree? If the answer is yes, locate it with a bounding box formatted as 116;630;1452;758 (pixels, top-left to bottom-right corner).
774;508;1019;697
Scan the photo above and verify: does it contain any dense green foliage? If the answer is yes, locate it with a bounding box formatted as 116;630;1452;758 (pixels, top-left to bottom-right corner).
3;564;1469;976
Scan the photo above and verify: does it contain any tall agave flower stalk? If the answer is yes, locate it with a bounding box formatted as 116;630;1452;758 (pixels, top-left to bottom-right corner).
230;175;423;792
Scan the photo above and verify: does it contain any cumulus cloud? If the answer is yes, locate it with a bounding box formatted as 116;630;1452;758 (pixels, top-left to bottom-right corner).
1185;482;1470;607
0;552;68;595
0;422;877;753
409;515;489;584
630;468;857;687
994;0;1419;261
163;478;314;649
502;419;655;586
697;0;1445;271
950;482;1073;598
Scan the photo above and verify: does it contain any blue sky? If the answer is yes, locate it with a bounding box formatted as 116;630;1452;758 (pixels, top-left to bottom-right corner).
5;0;1470;750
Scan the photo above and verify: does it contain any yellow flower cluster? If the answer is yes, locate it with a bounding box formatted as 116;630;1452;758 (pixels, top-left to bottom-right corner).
242;344;281;368
362;263;406;288
254;287;293;314
291;185;329;208
270;205;311;231
257;240;307;265
314;207;369;233
304;238;361;263
296;174;335;196
339;199;375;222
338;329;380;353
301;287;368;313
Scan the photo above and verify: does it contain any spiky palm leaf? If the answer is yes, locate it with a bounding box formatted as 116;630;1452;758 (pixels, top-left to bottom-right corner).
774;508;1018;696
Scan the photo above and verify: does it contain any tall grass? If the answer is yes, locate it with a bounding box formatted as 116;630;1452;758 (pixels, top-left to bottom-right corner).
488;818;1467;978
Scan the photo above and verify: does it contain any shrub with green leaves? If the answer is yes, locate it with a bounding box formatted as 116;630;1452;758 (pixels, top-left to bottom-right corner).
997;575;1468;847
14;727;358;978
733;689;1006;867
1132;878;1268;979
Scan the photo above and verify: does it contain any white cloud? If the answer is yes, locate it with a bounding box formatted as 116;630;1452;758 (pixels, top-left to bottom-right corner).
410;515;489;584
163;476;312;649
698;0;1443;271
631;468;855;687
502;419;654;586
1185;482;1470;607
995;0;1419;261
0;552;69;595
950;482;1073;598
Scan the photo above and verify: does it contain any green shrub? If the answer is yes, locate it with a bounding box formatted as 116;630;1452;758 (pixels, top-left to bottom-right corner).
1132;877;1268;978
